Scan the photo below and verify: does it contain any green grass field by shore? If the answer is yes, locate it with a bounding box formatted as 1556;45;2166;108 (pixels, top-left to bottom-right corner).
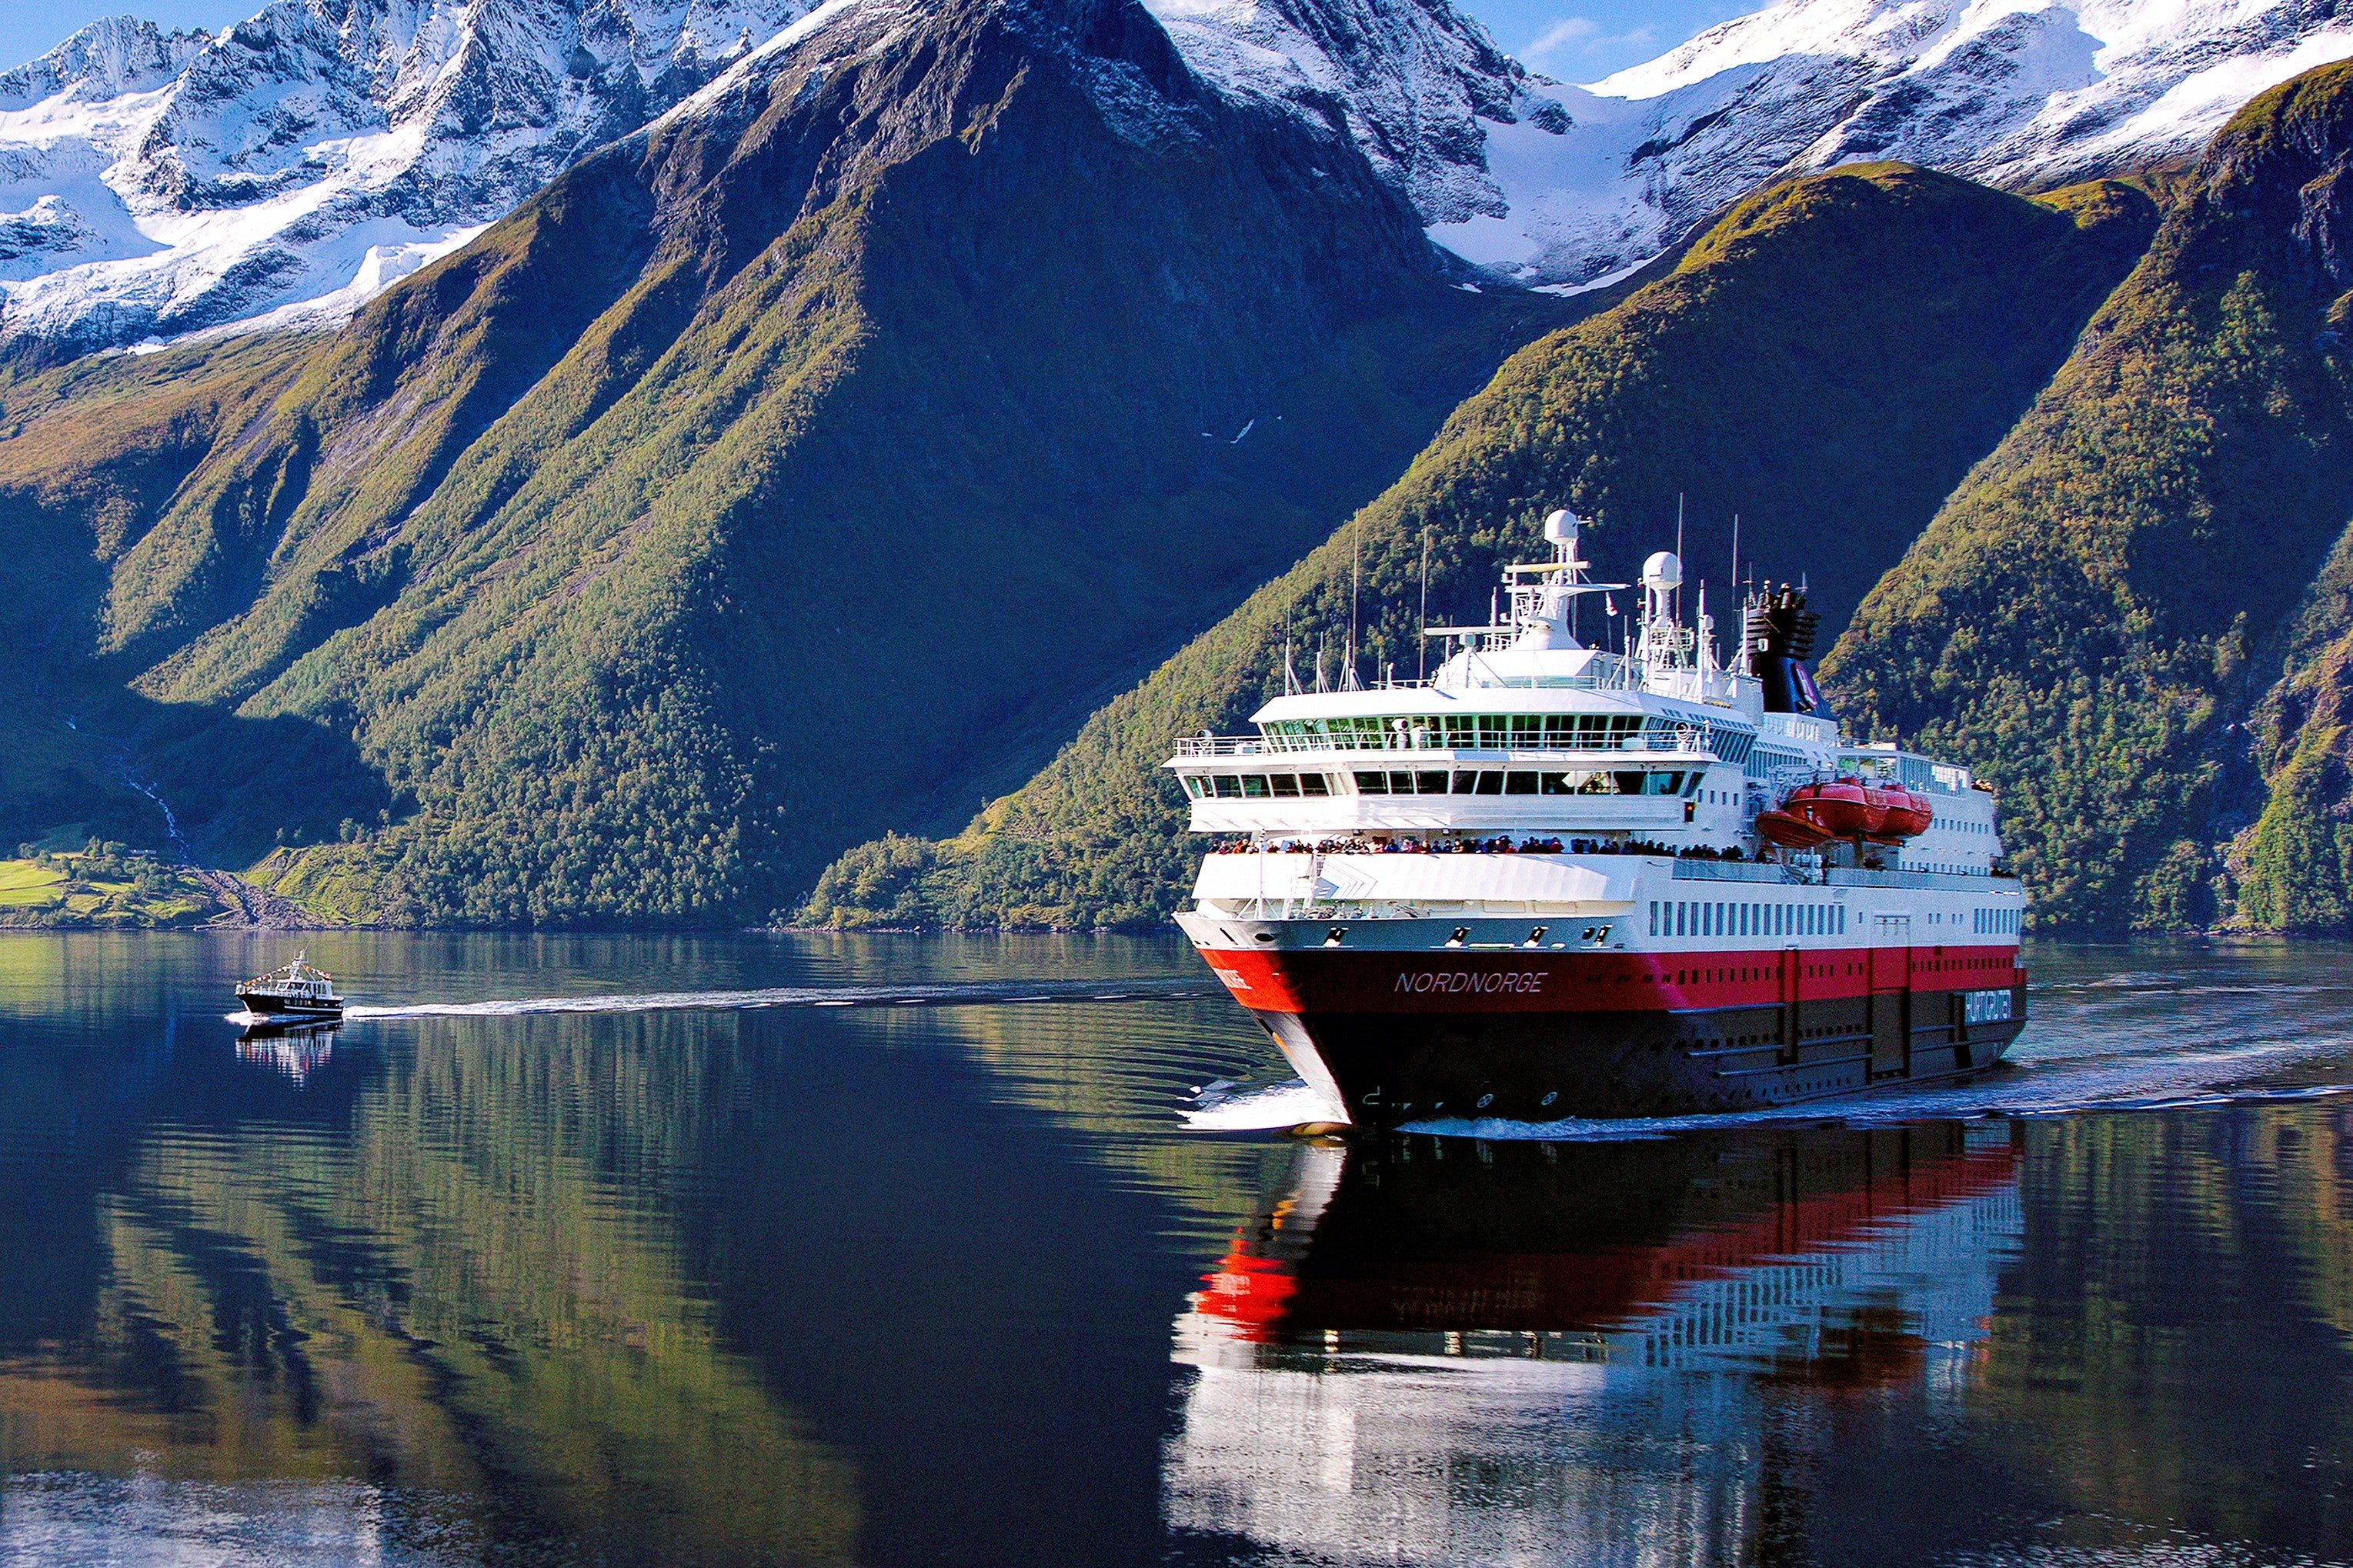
0;852;215;928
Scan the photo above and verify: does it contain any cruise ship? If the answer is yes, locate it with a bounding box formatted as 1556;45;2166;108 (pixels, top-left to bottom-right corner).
1167;509;2027;1124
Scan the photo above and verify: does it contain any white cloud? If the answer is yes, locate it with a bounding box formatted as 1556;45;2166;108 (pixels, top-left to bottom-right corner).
1524;16;1597;58
1523;14;1656;65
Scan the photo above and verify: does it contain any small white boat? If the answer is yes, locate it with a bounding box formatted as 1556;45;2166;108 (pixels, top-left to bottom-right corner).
235;952;344;1020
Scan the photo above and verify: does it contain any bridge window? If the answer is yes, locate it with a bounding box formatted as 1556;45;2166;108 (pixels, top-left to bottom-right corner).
1270;774;1300;796
1242;776;1270;797
1300;773;1330;796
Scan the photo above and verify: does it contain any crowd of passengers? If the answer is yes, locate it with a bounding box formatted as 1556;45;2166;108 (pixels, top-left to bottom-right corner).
1206;836;1736;858
1197;836;1947;872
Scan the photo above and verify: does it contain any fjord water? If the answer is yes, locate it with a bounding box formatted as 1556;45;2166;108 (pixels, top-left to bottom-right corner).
0;936;2348;1566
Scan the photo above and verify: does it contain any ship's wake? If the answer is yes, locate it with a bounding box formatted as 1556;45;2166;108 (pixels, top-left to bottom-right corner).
337;977;1217;1022
1183;1079;1343;1131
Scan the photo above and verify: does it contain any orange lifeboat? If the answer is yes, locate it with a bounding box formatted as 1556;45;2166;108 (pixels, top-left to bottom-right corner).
1784;779;1882;837
1754;809;1834;849
1870;786;1934;841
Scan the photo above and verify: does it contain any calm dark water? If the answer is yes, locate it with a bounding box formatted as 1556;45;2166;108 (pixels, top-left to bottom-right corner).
0;932;2348;1566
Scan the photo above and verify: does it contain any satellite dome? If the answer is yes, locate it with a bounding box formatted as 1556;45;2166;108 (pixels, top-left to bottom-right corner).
1643;550;1682;590
1543;509;1580;542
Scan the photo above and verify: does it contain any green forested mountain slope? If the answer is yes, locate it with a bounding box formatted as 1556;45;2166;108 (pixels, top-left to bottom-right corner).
1825;62;2353;931
0;0;1556;924
803;162;2158;928
2235;525;2353;927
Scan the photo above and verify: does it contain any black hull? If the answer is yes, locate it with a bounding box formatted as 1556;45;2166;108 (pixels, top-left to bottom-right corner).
1260;993;2026;1125
236;994;343;1020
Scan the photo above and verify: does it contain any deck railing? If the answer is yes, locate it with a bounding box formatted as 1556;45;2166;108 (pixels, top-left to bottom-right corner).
1173;732;1714;759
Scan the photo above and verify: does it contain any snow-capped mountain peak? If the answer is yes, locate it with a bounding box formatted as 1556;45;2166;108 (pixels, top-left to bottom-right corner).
1451;0;2353;287
0;0;817;354
8;0;2353;355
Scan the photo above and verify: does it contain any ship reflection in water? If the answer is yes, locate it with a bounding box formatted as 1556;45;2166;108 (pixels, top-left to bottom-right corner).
232;1017;342;1084
1166;1122;2019;1565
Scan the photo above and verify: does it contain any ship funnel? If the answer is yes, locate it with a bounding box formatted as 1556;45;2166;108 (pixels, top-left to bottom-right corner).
1747;585;1823;714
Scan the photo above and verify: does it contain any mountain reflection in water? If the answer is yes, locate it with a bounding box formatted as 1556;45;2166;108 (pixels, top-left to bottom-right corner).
0;935;2350;1565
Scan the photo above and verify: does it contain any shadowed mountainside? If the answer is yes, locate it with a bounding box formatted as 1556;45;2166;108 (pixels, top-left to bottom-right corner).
802;161;2158;928
0;0;1563;924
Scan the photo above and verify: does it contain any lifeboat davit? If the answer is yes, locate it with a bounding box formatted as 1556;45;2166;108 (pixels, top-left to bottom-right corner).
1754;809;1834;849
1783;779;1884;837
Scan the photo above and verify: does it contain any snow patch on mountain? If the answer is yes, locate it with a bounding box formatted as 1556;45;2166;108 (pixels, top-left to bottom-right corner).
1450;0;2353;287
1146;0;2353;289
0;0;815;354
9;0;2353;351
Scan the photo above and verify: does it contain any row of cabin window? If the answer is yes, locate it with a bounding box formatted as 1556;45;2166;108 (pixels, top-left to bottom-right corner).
1183;769;1694;800
1258;716;1757;765
1263;715;1645;747
1973;907;2021;934
1357;768;1692;798
1650;899;1845;939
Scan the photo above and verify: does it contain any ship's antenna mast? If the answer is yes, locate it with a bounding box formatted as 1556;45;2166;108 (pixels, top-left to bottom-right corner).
1731;512;1739;599
1417;529;1430;684
1345;535;1360;692
1675;492;1685;628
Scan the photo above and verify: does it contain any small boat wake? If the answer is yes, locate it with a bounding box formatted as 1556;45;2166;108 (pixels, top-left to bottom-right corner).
331;976;1218;1023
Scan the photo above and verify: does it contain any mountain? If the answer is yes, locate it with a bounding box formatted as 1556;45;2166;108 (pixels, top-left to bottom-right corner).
0;0;828;358
1465;0;2353;289
799;160;2156;929
839;50;2353;939
0;0;1561;922
0;0;1570;354
1827;59;2353;931
13;0;2353;353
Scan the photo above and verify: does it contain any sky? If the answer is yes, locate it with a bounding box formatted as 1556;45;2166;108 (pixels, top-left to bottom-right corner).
1458;0;1752;82
0;0;1750;84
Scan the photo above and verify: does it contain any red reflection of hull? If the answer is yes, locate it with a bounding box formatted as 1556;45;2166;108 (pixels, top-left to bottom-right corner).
1197;1124;2021;1346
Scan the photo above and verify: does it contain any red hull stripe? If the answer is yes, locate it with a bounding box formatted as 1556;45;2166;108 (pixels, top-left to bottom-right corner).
1200;944;2024;1016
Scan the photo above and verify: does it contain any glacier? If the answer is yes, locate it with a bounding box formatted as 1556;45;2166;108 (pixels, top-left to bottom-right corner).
1156;0;2353;289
